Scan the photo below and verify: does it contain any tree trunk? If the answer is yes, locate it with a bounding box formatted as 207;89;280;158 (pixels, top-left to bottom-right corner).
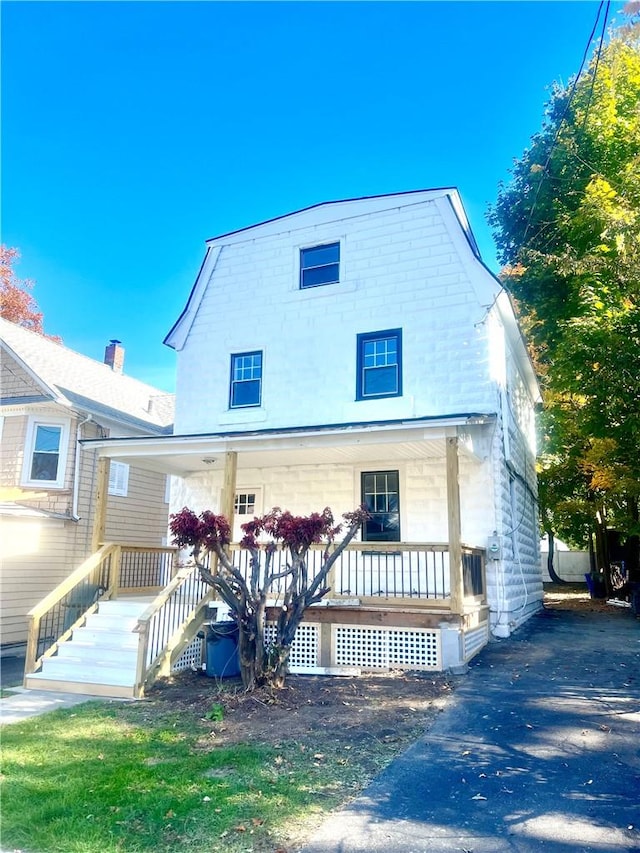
593;516;611;598
545;530;568;584
269;645;291;689
237;597;266;691
626;498;639;583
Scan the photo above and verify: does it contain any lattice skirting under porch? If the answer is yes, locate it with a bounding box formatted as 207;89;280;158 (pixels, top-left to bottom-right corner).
264;621;321;669
333;625;441;671
171;622;323;673
172;636;204;672
171;621;446;674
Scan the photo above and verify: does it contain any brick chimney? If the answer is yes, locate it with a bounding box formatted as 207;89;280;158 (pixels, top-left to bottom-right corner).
104;339;125;374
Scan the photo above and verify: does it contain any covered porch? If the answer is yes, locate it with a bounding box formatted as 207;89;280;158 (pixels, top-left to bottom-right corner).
24;416;494;696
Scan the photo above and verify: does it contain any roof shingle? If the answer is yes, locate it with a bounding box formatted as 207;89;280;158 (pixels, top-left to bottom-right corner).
0;318;174;434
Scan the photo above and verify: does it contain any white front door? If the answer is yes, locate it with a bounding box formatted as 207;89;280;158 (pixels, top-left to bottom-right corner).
233;488;263;542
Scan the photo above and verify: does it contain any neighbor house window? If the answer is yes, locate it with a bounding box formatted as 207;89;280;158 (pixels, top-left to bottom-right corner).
356;329;402;399
361;470;400;542
230;351;262;408
21;418;70;489
108;461;129;497
300;242;340;288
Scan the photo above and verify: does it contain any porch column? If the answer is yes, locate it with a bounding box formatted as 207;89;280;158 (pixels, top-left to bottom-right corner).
91;456;110;552
219;451;238;523
446;436;464;614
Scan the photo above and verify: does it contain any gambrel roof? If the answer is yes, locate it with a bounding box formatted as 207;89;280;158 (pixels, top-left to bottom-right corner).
0;317;174;435
164;188;477;352
164;187;540;405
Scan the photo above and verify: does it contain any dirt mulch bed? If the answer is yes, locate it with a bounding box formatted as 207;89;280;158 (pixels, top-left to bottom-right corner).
144;668;455;767
139;585;632;761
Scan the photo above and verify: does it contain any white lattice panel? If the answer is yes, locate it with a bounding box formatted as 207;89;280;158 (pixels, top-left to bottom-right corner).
264;621;320;669
333;625;441;671
172;636;204;672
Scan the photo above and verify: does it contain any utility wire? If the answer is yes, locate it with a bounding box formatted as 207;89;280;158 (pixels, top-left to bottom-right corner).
581;1;611;130
522;1;610;243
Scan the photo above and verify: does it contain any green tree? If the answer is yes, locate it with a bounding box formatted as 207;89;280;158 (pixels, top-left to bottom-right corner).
489;22;640;591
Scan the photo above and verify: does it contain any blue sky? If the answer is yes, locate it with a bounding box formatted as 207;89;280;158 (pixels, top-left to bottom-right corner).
2;1;624;393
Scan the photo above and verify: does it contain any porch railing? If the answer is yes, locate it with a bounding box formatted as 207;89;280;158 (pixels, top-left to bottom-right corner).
229;541;486;606
133;563;214;696
118;546;175;593
24;543;177;677
463;547;485;598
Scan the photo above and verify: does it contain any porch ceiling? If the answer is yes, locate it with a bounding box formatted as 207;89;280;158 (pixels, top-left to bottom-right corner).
117;439;449;475
82;418;493;476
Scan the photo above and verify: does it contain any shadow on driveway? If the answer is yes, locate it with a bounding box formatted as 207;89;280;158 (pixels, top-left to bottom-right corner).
302;602;640;853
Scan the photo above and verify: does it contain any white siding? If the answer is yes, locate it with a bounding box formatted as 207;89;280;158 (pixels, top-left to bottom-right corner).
175;199;498;434
172;453;495;550
168;193;543;641
486;324;542;636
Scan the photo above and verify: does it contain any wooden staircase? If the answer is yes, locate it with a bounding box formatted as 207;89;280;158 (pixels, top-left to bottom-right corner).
24;598;154;699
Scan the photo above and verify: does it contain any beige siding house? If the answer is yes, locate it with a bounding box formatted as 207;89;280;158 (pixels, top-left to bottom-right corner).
0;318;174;652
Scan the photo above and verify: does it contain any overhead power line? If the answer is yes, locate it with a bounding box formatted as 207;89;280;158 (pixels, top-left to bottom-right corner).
522;1;611;243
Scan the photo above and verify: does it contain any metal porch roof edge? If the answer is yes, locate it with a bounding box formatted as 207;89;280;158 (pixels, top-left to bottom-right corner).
80;411;496;453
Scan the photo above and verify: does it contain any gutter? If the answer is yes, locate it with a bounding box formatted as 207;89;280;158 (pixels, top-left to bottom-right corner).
71;414;93;520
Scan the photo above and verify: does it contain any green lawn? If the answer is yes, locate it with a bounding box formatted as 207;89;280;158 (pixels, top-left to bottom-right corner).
0;700;386;852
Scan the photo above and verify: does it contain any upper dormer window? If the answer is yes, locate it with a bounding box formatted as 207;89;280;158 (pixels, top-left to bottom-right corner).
300;242;340;289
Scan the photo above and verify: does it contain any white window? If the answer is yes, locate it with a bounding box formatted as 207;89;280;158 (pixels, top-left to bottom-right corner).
21;417;70;489
108;461;129;497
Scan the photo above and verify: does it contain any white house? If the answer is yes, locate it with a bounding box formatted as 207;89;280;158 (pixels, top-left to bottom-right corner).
24;189;542;697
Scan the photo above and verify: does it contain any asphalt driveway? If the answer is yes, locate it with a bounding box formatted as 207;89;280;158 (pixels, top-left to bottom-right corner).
302;601;640;853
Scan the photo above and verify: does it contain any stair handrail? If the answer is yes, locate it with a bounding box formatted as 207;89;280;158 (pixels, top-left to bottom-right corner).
133;561;213;696
24;543;120;675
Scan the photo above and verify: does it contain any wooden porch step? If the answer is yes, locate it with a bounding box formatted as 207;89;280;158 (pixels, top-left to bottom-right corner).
56;642;138;666
83;613;140;632
70;627;139;649
25;597;153;699
23;674;136;699
27;658;136;685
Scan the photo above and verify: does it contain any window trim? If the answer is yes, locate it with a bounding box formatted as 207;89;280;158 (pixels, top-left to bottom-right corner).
21;416;70;489
229;350;263;409
234;491;258;518
299;241;340;289
108;461;130;497
360;469;401;543
356;328;402;400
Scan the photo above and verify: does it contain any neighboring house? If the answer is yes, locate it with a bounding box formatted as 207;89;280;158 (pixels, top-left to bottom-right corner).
75;187;542;686
0;318;174;653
